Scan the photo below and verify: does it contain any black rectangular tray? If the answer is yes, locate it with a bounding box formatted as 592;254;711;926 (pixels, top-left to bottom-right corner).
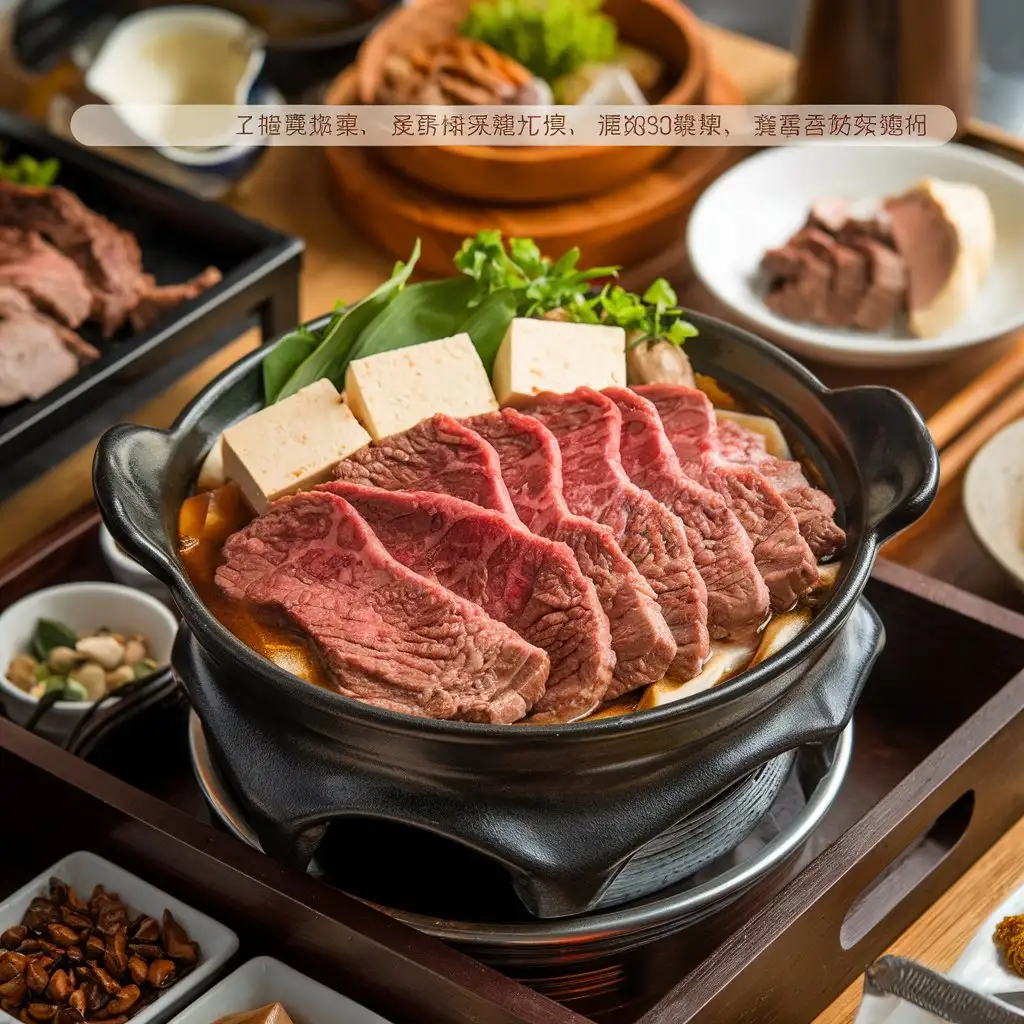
0;111;303;499
2;510;1024;1024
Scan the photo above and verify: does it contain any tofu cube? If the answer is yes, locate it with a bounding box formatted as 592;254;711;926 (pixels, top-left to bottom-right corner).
222;379;370;513
493;318;627;406
345;333;498;440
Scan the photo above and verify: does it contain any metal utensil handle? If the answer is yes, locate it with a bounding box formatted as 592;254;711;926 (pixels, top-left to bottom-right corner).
865;956;1024;1023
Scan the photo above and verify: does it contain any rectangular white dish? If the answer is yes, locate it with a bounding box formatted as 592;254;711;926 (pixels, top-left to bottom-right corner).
166;956;396;1024
0;850;238;1024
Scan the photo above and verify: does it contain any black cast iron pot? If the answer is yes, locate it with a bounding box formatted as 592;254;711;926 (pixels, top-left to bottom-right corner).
93;311;937;919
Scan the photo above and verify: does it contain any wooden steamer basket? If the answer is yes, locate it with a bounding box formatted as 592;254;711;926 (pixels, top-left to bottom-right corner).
353;0;709;204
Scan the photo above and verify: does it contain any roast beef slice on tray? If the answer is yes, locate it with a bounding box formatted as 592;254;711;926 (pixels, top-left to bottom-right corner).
216;490;550;724
631;384;819;611
323;481;615;722
0;228;92;327
465;408;676;695
0;181;220;337
521;388;711;675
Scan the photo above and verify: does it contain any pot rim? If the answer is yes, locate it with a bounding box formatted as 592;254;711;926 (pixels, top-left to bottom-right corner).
136;308;887;740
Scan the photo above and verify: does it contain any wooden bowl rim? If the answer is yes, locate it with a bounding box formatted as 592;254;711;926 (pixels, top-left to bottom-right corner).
345;0;709;164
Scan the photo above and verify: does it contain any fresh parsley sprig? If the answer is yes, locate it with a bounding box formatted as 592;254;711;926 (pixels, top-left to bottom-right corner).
566;278;697;347
455;230;618;318
0;152;60;187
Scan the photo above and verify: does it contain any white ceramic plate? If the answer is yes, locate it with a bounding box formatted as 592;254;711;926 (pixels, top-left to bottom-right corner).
99;522;173;604
687;143;1024;368
166;956;396;1024
0;851;238;1024
963;417;1024;593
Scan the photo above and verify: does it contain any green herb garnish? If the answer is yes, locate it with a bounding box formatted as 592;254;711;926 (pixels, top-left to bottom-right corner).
0;153;60;187
455;230;617;319
567;278;697;347
461;0;617;83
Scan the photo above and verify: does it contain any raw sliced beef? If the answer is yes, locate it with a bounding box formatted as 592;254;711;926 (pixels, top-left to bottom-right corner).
465;409;676;693
324;482;614;722
335;414;518;517
216;490;549;724
0;228;92;327
521;389;710;676
634;384;819;610
715;418;846;559
601;387;769;640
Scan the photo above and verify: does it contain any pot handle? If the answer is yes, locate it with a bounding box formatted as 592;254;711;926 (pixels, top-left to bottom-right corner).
823;386;938;545
93;423;185;589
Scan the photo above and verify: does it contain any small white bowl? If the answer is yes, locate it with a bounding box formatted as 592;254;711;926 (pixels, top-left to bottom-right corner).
0;582;178;742
963;417;1024;593
687;143;1024;368
99;522;173;604
167;956;396;1024
0;851;238;1024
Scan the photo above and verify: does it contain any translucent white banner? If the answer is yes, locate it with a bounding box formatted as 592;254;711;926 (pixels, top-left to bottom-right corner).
68;104;958;149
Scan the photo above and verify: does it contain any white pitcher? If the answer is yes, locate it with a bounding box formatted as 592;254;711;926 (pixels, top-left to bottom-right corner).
84;4;267;167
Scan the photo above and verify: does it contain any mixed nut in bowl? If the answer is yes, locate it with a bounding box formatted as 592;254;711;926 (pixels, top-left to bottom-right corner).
0;582;176;742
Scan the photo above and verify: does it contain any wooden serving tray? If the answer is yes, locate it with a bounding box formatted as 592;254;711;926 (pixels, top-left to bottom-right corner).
2;510;1024;1023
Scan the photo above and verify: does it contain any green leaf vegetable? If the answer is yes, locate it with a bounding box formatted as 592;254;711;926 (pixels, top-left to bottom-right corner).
0;153;60;187
30;618;78;662
567;277;698;347
265;230;697;405
455;230;617;319
264;242;421;403
461;0;617;83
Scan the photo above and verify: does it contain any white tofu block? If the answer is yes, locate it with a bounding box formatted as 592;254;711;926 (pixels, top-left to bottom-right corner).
221;379;370;513
196;436;225;491
345;333;498;440
493;317;627;406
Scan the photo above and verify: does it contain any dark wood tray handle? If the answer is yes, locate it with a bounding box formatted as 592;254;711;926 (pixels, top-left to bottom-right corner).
822;386;939;545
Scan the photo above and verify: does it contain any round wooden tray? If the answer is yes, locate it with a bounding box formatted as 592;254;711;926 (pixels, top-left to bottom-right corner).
324;63;742;276
350;0;708;204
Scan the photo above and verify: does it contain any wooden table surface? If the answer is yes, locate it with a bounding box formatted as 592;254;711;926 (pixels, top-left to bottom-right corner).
3;24;1023;1024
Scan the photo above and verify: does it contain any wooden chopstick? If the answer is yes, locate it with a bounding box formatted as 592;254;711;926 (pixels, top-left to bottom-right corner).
882;333;1024;558
927;333;1024;451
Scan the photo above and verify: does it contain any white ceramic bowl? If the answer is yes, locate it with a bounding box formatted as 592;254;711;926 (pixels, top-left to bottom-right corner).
687;143;1024;368
963;417;1024;593
0;851;238;1024
100;522;173;603
0;581;178;742
166;956;396;1024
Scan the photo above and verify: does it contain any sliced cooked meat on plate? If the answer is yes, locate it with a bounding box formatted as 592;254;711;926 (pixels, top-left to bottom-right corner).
465;408;676;695
522;389;710;679
634;383;819;610
601;387;768;641
0;228;92;327
335;413;519;516
324;482;615;722
216;490;550;724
